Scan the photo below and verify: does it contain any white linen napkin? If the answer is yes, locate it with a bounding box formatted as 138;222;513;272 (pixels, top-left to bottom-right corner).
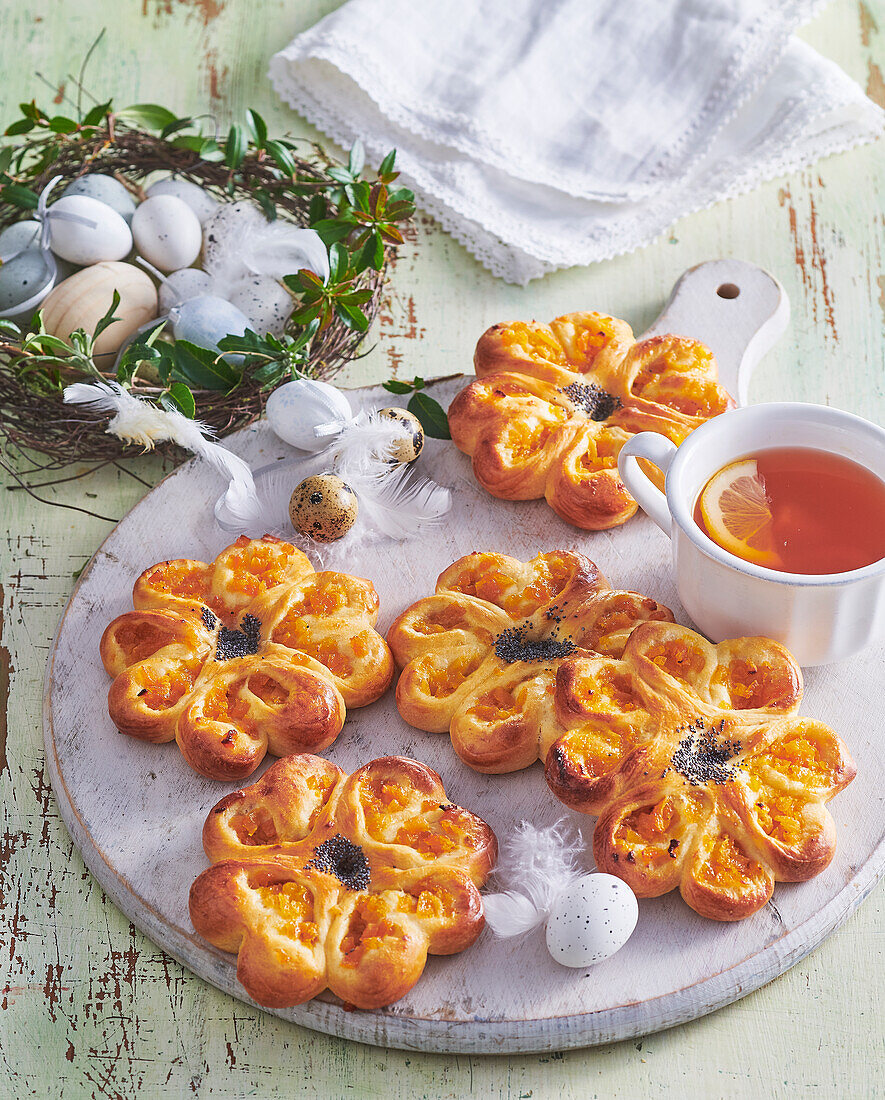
270;0;884;284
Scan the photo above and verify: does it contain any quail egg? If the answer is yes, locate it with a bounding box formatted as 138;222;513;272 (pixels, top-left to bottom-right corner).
146;176;219;225
289;474;358;542
132;195;202;273
377;406;425;465
46;195;133;265
545;874;639;968
62;174;137;224
0;219;41;261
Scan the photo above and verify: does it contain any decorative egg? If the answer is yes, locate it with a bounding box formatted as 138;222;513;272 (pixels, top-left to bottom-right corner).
227;274;293;337
377;407;425;464
0;248;55;320
62;174;137;224
0;219;41;261
545;874;639;968
158;267;214;313
168;295;250;362
146;176;219;224
46;195;133;265
132;195;202;273
289;474;359;542
40;261;157;359
265;379;354;451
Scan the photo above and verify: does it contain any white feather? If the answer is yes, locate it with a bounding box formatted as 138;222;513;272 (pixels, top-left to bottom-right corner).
482;820;589;938
63;381;260;524
202;201;329;298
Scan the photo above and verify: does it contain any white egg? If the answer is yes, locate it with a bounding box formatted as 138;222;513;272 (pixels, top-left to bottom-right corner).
169;294;250;363
265;378;354;451
46;195;132;265
227;274;293;336
158;267;214;313
62;174;137;224
146;176;219;225
545;874;639;968
0;220;41;261
0;249;55;316
132;195;202;273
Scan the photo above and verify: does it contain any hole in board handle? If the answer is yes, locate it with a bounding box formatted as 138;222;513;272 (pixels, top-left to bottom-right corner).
717;283;740;299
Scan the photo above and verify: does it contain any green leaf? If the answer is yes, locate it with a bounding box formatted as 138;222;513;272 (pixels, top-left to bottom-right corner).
170;339;240;391
116;103;179;130
308;193;327;225
0;149;11;176
378;149;397;177
335;302;369;332
327;166;355;185
82;100;112;127
5;118;35;136
92;290;121;340
266;139;296;177
327;241;349;284
381;379;413;394
2;182;39;209
19;101;46;122
348;139;365;177
163;381;196;418
48;115;78;134
225;123;247;169
408;392;450;439
253;188;276;221
160;117;194;139
245;108;267;149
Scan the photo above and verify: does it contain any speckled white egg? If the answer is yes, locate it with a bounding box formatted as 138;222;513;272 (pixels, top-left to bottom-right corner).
227;274;293;336
289;473;358;542
377;406;425;464
158;267;214;313
169;294;250;362
0;219;41;261
46;195;133;265
0;249;55;314
132;195;202;273
265;379;354;451
545;874;638;968
146;176;219;225
62;174;137;224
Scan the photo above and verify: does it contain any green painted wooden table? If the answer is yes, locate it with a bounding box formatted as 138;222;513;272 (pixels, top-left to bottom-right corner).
1;2;883;1096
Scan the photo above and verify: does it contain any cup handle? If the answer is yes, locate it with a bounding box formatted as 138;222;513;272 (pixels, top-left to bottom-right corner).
618;432;678;535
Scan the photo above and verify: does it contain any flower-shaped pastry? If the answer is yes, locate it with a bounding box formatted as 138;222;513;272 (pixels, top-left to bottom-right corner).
544;621;856;920
188;753;497;1009
387;549;675;773
100;535;394;780
448;312;734;530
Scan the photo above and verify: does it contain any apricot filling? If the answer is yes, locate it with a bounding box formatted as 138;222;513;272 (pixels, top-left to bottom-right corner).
339;896;400;966
248;673;288;707
145;560;206;598
750;725;839;788
230;805;278;845
695;834;766;894
645;639;706;683
116;621;177;664
502;322;568;365
422;653;483;698
468;686;517;724
225;543;291;598
255;880;318;945
752;792;807;847
136;659;200;710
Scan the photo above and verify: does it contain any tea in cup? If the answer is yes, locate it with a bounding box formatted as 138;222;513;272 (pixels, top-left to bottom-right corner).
617;402;885;665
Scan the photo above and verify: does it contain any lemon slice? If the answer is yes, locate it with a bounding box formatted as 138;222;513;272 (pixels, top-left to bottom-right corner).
698;459;782;568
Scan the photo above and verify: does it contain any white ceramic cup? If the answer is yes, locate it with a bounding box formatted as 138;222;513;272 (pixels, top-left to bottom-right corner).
617;402;885;666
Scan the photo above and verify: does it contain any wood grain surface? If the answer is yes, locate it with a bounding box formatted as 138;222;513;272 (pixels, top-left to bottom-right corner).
1;0;883;1096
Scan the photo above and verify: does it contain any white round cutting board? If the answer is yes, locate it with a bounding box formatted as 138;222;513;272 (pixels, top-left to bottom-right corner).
43;265;883;1053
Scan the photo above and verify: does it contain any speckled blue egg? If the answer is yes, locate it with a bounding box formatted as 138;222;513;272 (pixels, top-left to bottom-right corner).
169;295;250;364
0;249;54;313
0;220;41;261
62;174;137;224
158;267;214;313
146;177;219;225
228;275;293;337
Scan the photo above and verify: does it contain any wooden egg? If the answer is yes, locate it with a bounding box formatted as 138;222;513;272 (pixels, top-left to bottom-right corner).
289;474;358;542
40;261;158;359
377;407;425;464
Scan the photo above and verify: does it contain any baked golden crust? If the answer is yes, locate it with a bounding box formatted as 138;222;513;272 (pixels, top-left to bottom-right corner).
387;549;674;773
189;753;497;1009
543;620;856;921
100;535;394;780
450;312;734;530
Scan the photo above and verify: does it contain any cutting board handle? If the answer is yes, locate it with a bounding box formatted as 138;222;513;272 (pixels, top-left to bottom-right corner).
641;260;789;406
